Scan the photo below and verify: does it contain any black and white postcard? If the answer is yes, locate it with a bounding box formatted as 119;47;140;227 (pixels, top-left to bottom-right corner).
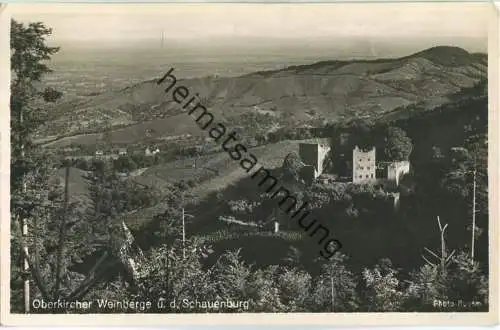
0;2;498;326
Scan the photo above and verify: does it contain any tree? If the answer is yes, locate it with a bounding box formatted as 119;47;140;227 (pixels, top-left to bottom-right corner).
10;19;61;200
282;152;305;182
210;249;252;309
347;119;375;150
384;126;413;161
362;258;406;311
102;119;113;144
404;264;442;311
10;155;63;310
32;167;91;300
10;19;63;312
41;86;63;103
113;155;137;173
246;266;284;312
73;158;89;171
436;145;487;259
440;147;472;198
445;252;488;307
275;267;312;312
310;253;359;312
85;183;118;261
282;246;302;268
440;145;487;212
405;252;488;311
133;238;215;312
153;180;194;242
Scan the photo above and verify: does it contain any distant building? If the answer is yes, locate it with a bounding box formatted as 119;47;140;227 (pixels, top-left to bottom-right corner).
95;150;104;158
298;139;331;179
118;148;128;156
387;161;410;187
145;147;160;157
352;146;376;184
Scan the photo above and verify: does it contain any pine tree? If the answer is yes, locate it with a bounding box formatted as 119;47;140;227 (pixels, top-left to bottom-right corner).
211;249;251;307
10;19;62;312
310;253;359;312
132;238;215;312
362;258;406;312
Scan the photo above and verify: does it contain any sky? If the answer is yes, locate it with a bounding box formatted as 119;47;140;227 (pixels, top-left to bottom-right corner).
8;3;490;52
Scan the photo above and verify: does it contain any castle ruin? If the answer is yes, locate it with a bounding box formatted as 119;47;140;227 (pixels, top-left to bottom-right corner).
352;146;376;184
299;140;331;179
387;161;410;187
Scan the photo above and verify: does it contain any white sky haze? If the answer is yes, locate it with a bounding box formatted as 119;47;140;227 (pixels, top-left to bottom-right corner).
9;3;489;44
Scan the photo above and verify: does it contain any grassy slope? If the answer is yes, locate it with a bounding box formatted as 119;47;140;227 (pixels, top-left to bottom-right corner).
122;140;300;228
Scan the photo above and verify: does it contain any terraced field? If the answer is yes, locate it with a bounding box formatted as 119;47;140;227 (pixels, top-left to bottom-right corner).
136;140;300;197
124;140;303;228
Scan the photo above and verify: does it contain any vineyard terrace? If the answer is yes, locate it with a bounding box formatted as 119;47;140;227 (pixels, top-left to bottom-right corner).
157;68;342;259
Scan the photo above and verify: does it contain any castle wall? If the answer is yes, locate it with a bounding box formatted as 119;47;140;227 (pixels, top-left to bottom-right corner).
387;161;410;186
352;146;376;184
299;142;330;178
316;144;330;176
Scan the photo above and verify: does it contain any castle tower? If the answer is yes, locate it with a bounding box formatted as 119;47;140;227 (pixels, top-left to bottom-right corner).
299;140;331;179
352;146;376;184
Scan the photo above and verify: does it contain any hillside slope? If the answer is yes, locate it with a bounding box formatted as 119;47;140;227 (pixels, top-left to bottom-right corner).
121;140;300;228
39;46;487;147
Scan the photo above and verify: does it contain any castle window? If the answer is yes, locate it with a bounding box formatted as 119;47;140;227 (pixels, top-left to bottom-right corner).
371;174;374;178
359;175;362;179
368;158;370;161
366;175;369;178
367;167;370;170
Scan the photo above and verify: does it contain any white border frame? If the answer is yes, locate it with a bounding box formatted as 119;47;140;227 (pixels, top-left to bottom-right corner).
0;1;498;326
